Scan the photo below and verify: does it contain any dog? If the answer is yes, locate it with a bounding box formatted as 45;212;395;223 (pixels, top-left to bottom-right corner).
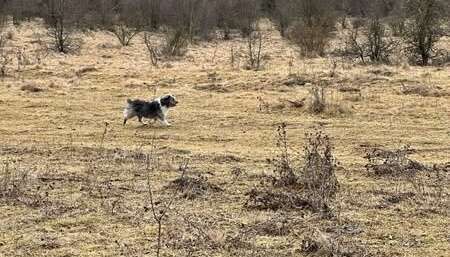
123;94;178;126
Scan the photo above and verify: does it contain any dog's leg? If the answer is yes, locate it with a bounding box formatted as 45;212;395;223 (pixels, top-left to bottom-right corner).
162;120;171;126
158;118;171;126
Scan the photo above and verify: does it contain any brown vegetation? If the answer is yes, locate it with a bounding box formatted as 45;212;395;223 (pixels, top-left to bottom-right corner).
0;1;449;256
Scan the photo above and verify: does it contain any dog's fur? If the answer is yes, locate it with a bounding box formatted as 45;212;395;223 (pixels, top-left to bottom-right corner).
123;94;178;126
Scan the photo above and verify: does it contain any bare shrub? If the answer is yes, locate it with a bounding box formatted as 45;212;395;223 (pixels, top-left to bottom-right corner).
288;0;337;57
110;23;141;47
364;145;427;176
143;32;160;66
306;86;350;116
167;173;222;200
307;86;327;114
403;0;447;65
270;123;298;187
245;31;264;70
145;153;188;257
44;0;81;53
105;0;146;46
342;17;399;64
0;48;11;77
270;0;297;37
301;130;339;214
365;145;448;208
162;29;188;57
232;0;259;37
258;124;339;215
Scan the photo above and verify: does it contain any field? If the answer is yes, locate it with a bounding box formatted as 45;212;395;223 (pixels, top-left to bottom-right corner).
0;21;449;257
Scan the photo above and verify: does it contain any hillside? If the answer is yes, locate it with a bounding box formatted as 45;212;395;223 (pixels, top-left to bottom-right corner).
0;21;449;257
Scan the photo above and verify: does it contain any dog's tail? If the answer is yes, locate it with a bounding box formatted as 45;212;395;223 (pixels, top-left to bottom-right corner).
123;99;135;126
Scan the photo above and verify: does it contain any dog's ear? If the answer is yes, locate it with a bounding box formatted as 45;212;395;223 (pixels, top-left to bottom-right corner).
160;95;170;106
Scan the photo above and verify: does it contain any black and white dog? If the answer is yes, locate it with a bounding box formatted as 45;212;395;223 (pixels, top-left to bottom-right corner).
123;94;178;126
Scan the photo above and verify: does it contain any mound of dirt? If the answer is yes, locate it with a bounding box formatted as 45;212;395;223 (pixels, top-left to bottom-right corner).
168;175;222;199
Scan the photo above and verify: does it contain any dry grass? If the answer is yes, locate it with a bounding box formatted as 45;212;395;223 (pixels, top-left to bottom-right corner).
0;21;449;257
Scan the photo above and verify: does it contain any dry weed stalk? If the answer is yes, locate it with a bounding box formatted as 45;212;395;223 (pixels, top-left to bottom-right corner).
0;49;11;77
143;32;160;67
302;130;339;214
254;125;339;215
307;86;350;116
308;86;327;114
145;151;188;257
246;31;264;70
110;23;141;46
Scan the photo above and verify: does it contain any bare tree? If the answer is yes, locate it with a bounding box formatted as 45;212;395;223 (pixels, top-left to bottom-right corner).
403;0;447;65
288;0;337;57
143;32;160;66
246;31;264;70
44;0;81;53
108;0;145;46
270;0;296;37
343;17;399;64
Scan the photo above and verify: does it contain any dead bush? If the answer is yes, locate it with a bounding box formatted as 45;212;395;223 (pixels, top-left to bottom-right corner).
44;0;82;53
0;48;12;77
365;146;448;208
143;32;161;66
342;18;399;64
301;130;339;214
245;31;265;70
167;174;222;200
306;86;351;116
162;29;188;57
110;23;141;47
270;123;298;187
364;145;427;176
288;0;337;57
403;0;447;65
261;125;339;215
307;86;327;114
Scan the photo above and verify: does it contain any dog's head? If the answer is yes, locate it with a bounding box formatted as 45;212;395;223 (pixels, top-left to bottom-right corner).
160;94;178;108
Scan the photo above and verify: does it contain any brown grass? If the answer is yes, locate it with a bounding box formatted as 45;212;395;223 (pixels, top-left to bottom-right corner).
0;21;449;257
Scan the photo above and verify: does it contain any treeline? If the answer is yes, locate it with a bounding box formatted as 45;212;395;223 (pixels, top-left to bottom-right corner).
0;0;419;34
0;0;448;65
